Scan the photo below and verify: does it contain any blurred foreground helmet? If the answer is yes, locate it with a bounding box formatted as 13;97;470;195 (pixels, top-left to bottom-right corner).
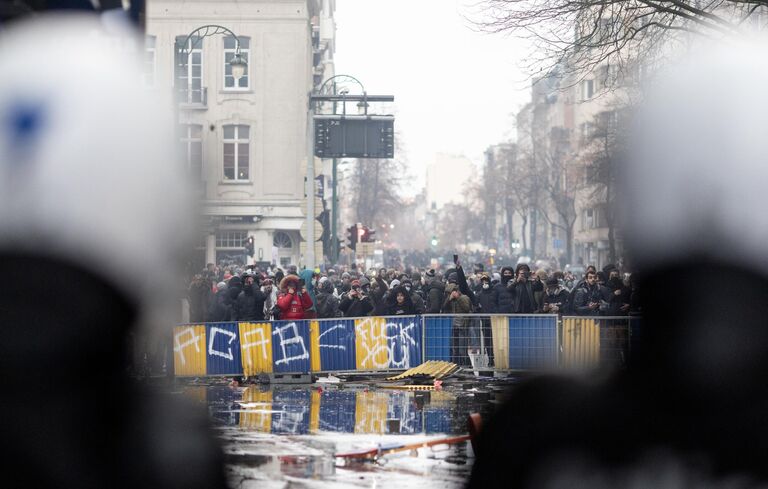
0;13;224;489
0;13;195;325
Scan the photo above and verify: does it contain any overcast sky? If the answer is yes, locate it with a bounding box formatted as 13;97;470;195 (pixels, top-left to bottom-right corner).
334;0;532;194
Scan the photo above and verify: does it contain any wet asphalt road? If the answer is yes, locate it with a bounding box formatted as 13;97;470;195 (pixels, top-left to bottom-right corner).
179;378;510;489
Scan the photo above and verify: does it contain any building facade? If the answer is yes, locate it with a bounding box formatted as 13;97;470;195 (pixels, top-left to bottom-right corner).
146;0;335;270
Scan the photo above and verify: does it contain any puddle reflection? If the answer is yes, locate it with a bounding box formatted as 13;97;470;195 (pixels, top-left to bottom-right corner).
187;385;494;435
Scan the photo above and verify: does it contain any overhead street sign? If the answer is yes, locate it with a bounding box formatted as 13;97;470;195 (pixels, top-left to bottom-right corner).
314;115;395;159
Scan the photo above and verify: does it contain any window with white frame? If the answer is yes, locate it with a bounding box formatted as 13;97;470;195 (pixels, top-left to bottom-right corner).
142;35;156;87
175;35;203;104
223;124;250;181
180;124;203;178
216;230;247;248
581;79;594;100
223;36;250;90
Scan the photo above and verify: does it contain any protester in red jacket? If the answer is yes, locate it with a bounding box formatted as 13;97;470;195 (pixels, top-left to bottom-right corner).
276;274;313;320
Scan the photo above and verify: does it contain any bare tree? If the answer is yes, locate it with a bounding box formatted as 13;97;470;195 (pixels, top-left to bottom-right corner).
582;108;629;264
347;145;408;228
532;126;584;264
473;0;768;83
437;203;483;250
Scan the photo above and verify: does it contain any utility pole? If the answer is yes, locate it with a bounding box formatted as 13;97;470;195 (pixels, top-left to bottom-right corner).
305;94;316;269
331;157;338;263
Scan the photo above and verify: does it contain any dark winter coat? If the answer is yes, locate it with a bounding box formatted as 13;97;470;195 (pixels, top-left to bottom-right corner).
386;286;417;316
476;285;499;314
315;291;341;318
188;280;210;322
600;279;630;316
508;279;539;314
235;286;267;321
207;289;230;322
339;292;374;318
574;282;603;316
495;267;515;313
410;291;426;314
425;280;446;313
542;287;570;313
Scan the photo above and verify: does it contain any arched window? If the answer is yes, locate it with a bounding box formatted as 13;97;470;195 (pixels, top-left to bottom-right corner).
273;231;293;249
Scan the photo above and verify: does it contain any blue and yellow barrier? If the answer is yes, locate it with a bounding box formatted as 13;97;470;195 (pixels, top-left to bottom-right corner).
422;314;559;370
174;316;423;377
174;314;634;377
561;316;636;369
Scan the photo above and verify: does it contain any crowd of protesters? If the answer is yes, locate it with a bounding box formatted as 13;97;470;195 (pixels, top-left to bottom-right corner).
185;259;638;323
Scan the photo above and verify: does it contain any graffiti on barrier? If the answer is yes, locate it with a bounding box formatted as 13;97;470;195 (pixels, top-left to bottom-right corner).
318;323;350;351
272;322;309;366
356;318;418;369
241;326;270;364
174;326;202;367
208;326;237;361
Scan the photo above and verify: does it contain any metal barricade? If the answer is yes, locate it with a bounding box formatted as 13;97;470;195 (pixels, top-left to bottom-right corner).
169;314;637;377
171;315;423;377
420;314;559;371
561;316;634;369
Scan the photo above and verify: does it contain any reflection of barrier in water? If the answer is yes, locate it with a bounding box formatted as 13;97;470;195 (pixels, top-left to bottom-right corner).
229;386;459;435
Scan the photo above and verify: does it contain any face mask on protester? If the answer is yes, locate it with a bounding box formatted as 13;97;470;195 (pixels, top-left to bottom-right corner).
482;283;490;290
405;285;411;292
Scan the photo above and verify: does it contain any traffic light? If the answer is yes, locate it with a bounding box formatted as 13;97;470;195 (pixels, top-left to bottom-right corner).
244;236;255;257
346;225;357;250
361;226;376;243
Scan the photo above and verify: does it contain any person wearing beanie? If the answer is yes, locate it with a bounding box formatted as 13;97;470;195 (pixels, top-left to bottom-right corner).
541;277;569;314
339;278;373;317
476;273;499;314
315;278;341;318
234;272;267;321
424;269;446;313
443;282;472;365
206;281;230;322
495;266;516;313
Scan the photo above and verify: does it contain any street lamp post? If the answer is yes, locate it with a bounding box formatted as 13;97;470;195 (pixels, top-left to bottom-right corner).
308;77;394;268
176;25;247;103
313;75;367;266
176;25;247;267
